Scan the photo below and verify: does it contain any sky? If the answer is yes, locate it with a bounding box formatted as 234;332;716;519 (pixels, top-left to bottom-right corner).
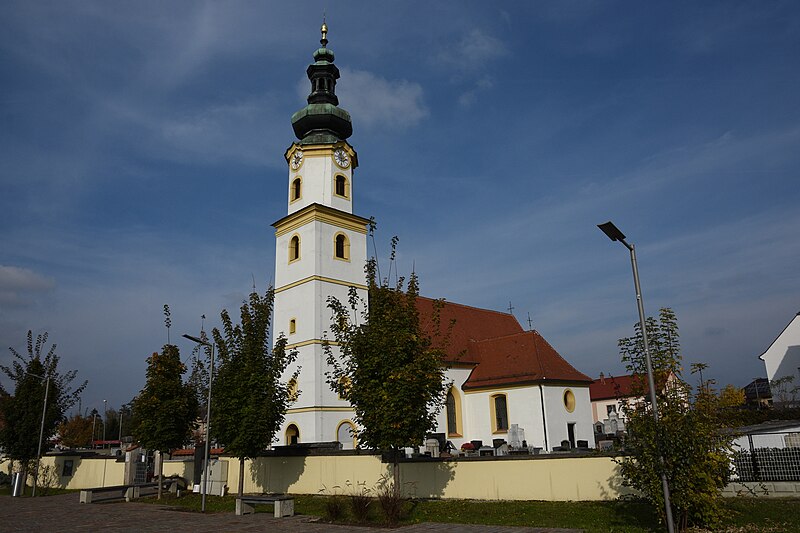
1;1;799;413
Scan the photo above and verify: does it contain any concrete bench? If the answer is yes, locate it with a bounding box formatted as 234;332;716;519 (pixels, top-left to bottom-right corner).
235;494;295;517
80;480;172;503
79;485;134;504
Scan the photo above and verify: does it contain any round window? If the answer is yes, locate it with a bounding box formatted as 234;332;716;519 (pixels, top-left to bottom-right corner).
563;389;576;413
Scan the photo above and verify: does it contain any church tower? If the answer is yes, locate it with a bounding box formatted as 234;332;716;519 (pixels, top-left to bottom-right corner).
273;24;368;446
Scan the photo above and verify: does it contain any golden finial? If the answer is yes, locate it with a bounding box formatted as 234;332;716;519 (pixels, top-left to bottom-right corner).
320;19;328;47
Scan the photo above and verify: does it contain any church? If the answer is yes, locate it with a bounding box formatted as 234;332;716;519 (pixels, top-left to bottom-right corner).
273;24;594;454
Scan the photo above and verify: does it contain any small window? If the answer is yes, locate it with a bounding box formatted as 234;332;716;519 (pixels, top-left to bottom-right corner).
286;424;300;445
563;389;576;413
291;177;302;202
492;394;509;432
334;233;349;260
606;404;616;415
287;378;299;402
334;174;349;198
289;235;300;262
289;318;296;335
62;459;74;477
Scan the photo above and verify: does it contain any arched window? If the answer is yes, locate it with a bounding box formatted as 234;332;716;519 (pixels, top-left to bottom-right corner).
291;177;302;202
287;378;299;402
446;387;462;437
285;424;300;445
289;235;300;262
491;394;509;433
336;420;356;450
337;376;351;400
334;174;349;198
289;318;296;335
334;233;349;260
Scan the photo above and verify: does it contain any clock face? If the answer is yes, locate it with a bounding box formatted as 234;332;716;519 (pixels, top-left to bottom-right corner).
290;150;303;170
333;148;350;168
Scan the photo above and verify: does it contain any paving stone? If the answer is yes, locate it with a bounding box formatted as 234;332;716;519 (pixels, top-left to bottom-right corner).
0;493;582;533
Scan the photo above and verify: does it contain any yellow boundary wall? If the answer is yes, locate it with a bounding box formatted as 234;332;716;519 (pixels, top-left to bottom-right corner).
161;454;630;501
34;455;125;490
29;452;629;500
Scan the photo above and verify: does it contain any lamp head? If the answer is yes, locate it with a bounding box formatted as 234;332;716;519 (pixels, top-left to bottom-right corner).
182;333;211;347
597;221;626;242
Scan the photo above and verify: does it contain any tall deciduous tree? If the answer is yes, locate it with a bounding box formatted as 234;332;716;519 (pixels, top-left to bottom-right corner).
0;331;87;493
58;414;94;448
211;287;298;498
616;308;732;532
132;344;197;499
324;239;449;493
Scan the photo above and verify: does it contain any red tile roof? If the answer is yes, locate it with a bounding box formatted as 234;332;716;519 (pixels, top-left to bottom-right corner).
171;447;225;457
416;297;592;389
415;296;523;362
589;374;647;401
589;372;675;401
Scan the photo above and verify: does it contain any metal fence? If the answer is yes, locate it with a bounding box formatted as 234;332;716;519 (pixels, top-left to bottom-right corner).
731;431;800;482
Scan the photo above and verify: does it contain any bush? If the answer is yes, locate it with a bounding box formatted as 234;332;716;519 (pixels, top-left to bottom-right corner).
319;485;346;522
346;480;372;523
375;474;404;526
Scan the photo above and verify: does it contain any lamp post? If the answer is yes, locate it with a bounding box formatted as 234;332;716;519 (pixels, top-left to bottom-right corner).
183;333;214;513
598;221;675;533
119;404;125;443
26;371;50;497
91;412;97;448
103;399;107;450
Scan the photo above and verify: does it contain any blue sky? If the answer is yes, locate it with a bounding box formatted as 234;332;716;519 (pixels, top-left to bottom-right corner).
2;1;799;412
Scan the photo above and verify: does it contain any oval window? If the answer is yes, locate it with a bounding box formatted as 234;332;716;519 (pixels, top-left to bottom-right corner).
563;389;576;413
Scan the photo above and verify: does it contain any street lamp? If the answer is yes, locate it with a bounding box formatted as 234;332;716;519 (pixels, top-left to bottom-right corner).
598;221;675;533
183;333;215;513
26;371;50;497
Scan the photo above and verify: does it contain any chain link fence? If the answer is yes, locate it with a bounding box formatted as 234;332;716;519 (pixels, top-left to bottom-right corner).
731;431;800;482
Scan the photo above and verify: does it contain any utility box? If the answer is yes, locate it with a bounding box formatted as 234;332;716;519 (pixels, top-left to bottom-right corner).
195;458;228;496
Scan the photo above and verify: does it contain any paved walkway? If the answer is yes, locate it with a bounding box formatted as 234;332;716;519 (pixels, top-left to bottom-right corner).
0;493;582;533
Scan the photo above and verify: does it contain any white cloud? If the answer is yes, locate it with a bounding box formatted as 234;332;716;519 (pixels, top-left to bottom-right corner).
0;265;55;292
0;265;55;310
459;76;495;108
336;68;428;130
434;29;507;72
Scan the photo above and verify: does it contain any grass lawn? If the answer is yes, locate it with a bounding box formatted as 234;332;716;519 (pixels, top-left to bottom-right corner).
135;492;800;532
0;485;76;497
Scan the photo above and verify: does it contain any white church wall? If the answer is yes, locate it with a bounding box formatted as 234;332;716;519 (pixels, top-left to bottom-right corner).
462;386;547;451
312;221;367;283
433;368;474;449
543;385;593;449
274;223;319;287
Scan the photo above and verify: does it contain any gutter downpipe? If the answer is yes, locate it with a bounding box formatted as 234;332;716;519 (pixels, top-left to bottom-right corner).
538;382;549;451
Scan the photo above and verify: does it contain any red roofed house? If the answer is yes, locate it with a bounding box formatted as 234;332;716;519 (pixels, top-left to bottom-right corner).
418;298;595;452
589;371;679;424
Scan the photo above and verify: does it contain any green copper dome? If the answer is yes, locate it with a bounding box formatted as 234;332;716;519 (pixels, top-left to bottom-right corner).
291;24;352;144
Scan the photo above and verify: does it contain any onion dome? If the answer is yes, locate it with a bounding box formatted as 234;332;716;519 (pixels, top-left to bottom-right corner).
291;23;353;144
